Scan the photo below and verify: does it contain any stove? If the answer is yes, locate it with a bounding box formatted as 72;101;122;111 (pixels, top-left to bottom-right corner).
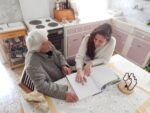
24;17;63;31
24;17;64;54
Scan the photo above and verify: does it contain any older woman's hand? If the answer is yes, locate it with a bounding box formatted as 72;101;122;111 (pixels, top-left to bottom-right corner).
75;69;87;85
65;92;78;102
62;66;72;75
84;62;92;76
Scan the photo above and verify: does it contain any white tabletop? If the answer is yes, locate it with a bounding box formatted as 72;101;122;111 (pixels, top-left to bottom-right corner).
20;54;150;113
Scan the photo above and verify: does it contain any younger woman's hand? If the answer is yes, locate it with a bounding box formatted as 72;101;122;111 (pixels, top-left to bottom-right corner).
75;70;87;85
84;62;92;76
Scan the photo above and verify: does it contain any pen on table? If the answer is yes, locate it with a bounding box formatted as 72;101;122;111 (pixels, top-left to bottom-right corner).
93;91;102;96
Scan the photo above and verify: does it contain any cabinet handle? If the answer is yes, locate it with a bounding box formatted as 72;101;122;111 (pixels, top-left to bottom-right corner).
73;39;78;41
142;36;145;39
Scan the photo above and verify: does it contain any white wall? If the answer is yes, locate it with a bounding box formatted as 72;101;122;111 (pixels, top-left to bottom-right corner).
72;0;109;18
49;0;55;18
0;0;23;24
19;0;50;20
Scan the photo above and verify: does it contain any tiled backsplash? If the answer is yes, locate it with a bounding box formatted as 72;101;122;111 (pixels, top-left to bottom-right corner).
0;0;23;24
109;0;150;23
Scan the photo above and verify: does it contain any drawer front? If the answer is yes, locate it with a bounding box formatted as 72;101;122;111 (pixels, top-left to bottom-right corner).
0;29;26;39
127;38;150;65
82;31;91;38
133;29;150;42
16;30;26;37
66;20;110;35
66;24;84;35
113;28;128;54
90;21;110;31
66;26;78;34
90;22;102;30
67;34;83;57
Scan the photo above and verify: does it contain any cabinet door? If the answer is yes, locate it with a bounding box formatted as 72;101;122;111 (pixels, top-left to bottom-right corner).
66;24;84;35
127;38;150;66
133;28;150;42
67;33;83;57
113;28;128;54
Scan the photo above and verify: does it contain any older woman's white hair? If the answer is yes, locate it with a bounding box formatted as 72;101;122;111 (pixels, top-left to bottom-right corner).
26;30;48;52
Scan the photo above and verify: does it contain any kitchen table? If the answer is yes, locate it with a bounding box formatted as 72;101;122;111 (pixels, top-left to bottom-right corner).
19;54;150;113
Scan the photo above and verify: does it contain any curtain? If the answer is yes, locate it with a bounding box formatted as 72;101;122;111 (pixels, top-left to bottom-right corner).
71;0;109;19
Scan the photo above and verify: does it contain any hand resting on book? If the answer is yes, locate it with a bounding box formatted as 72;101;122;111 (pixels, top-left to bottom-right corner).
75;69;87;85
83;62;92;76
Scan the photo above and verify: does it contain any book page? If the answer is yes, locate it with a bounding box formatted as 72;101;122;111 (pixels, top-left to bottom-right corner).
66;73;99;100
91;65;119;90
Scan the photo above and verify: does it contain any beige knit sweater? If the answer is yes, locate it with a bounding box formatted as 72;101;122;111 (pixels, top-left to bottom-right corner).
75;34;116;69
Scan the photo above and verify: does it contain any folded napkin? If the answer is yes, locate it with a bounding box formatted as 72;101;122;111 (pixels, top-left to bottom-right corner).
24;91;45;102
24;91;49;113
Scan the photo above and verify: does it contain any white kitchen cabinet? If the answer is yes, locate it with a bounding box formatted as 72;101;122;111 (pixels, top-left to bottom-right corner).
133;28;150;42
126;29;150;67
65;24;87;58
67;33;83;57
112;27;128;54
64;20;111;58
127;38;150;66
112;19;150;68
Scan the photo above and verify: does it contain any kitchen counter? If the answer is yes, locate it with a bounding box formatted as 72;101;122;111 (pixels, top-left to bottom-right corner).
0;22;26;34
0;22;26;39
59;13;113;27
113;17;150;34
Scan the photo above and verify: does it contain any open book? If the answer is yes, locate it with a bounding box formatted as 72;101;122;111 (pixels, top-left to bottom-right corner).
66;65;120;100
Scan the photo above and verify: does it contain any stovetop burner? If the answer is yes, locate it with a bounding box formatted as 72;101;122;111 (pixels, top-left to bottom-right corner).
26;17;62;31
36;25;45;29
29;20;42;25
45;19;51;22
48;22;58;27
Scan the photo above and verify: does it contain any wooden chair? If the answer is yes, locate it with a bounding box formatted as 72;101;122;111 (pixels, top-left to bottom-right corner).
19;68;34;93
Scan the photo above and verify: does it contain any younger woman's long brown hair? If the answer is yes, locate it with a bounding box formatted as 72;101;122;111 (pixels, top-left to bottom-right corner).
86;23;112;60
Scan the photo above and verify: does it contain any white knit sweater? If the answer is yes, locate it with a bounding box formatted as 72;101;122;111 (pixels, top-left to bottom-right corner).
75;34;116;69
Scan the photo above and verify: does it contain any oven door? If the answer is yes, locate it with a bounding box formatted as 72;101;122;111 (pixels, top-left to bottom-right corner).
49;38;64;53
47;28;64;54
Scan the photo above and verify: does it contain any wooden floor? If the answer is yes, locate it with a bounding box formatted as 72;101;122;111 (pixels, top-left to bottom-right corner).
0;62;24;113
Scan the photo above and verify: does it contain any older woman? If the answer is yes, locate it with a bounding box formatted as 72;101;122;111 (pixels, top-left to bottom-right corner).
25;30;78;102
75;23;116;85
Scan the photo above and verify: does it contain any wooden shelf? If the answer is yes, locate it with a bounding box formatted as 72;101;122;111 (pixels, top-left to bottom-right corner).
0;27;27;69
0;29;26;39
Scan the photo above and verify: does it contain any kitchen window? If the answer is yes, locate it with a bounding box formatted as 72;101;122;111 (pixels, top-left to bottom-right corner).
71;0;109;19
